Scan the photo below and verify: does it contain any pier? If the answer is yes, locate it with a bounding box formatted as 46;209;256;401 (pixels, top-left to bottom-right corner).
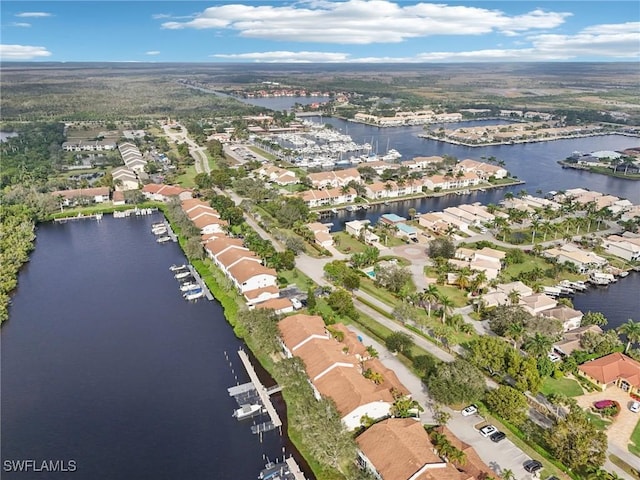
186;264;213;301
54;212;103;223
236;349;282;432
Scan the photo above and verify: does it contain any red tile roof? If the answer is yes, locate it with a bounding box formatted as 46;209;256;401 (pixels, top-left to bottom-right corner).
579;352;640;389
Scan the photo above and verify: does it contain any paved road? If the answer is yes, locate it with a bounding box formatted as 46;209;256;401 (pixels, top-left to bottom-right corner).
162;123;211;174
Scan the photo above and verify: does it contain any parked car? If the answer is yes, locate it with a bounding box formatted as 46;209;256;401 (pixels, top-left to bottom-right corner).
593;400;615;409
523;460;543;473
291;298;302;310
461;405;477;416
479;425;498;437
630;401;640;413
490;431;506;443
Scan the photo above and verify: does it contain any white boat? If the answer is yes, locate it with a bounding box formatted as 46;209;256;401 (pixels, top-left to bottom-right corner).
152;228;168;235
175;271;191;279
568;280;588;291
180;282;199;292
170;264;187;271
619;271;629;278
330;208;338;214
542;286;562;297
232;403;263;420
156;236;171;243
345;205;356;212
588;272;614;285
152;222;165;228
184;289;204;300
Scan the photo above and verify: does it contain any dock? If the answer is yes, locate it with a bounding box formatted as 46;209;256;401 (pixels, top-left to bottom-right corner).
285;457;307;480
54;212;103;222
237;349;282;431
187;264;213;301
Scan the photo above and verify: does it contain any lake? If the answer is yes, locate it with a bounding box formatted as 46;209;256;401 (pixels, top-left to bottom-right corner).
1;214;311;480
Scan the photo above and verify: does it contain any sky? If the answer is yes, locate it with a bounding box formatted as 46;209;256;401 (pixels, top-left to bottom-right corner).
1;1;639;62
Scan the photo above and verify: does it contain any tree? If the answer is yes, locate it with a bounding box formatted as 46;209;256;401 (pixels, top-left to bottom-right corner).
488;305;532;337
390;396;424;418
393;301;419;326
414;355;438;377
545;410;607;471
426;359;486;405
485;386;528;425
386;331;414;355
374;264;412;294
306;287;316;312
581;311;608;326
327;288;358;320
421;284;440;317
427;237;455;259
438;295;455;324
468;336;509;375
617;319;640;353
342;270;361;291
523;333;554;359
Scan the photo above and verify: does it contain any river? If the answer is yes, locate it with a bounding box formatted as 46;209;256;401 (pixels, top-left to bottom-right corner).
1;214;311;480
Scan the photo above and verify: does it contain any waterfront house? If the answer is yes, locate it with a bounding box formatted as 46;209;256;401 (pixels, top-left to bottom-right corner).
603;234;640;262
307;168;360;189
519;293;557;316
254;297;294;315
544;244;607;273
142;183;192;202
299;187;356;208
578;352;640;396
418;212;450;234
443;206;480;226
458;203;496;223
422;172;482;191
379;213;407;226
216;248;261;272
365;161;400;176
278;314;409;430
396;223;418;240
112;190;125;206
190;212;227;235
306;222;334;248
404;156;443;170
456;159;507;179
203;237;245;261
111;167;139;191
51;187;110;206
227;260;278;293
365;181;422;200
495;281;533;298
541;306;583;331
243;286;280;306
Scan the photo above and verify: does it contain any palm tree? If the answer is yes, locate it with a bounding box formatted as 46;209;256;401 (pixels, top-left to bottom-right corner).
617;319;640;353
507;289;521;306
523;333;553;359
456;267;473;291
447;447;467;466
422;284;440;318
501;468;516;480
391;396;424;418
530;218;540;244
506;322;526;348
439;295;455;324
541;221;555;242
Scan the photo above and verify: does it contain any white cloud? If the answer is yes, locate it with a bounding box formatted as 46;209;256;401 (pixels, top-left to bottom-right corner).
9;22;31;28
146;51;161;55
15;12;52;18
0;44;52;60
212;51;350;62
152;13;172;20
161;0;571;43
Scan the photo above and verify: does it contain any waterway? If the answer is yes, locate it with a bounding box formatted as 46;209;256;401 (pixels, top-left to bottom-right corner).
1;214;311;480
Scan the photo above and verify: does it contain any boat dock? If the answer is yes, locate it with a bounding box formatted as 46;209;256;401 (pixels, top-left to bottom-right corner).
186;264;213;300
285;457;306;480
54;212;103;222
235;349;282;433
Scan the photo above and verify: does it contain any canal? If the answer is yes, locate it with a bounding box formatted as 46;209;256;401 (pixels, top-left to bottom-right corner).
1;214;310;480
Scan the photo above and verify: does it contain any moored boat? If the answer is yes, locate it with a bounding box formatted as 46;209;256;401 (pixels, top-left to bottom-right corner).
170;264;187;271
233;403;263;420
175;271;191;279
184;289;204;300
180;282;199;292
156;236;171;243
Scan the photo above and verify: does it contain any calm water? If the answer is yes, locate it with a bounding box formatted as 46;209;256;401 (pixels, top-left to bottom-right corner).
1;214;310;480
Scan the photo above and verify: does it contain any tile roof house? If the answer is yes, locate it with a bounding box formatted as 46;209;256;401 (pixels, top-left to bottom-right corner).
299;187;356;208
227;260;277;293
111;167;139;191
553;325;603;356
51;187;110;205
432;426;495;480
519;293;557;315
578;352;640;396
541;306;583;332
307;168;361;189
357;418;484;480
254;297;294;315
306;222;334;248
242;286;281;306
278;314;408;430
142;183;192;202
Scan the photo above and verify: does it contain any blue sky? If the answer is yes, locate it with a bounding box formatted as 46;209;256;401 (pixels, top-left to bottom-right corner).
1;1;639;62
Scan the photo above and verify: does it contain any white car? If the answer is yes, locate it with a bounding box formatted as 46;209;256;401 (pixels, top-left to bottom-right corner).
461;405;478;416
291;298;302;310
630;401;640;413
479;425;498;437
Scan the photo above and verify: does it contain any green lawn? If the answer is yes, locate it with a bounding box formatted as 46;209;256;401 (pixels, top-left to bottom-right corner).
175;164;198;188
585;411;612;431
333;231;367;254
358;277;400;307
248;146;277;161
540;377;584;397
629;418;640;457
433;284;469;308
279;268;316;292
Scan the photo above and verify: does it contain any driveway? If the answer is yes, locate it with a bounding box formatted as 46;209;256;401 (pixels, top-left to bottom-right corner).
390;244;432;290
575;387;640;470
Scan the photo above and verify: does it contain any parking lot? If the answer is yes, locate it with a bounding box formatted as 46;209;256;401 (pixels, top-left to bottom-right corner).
448;413;538;480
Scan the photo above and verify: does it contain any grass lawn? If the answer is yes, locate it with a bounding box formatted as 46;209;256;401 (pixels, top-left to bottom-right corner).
358;277;399;307
176;164;198;188
629;418;640;457
248;146;277;161
433;284;469;308
585;411;612;431
540;376;584;397
279;268;316;292
333;231;367;254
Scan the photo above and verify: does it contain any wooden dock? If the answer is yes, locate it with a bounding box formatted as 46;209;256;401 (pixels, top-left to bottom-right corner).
54;213;103;222
237;349;282;430
285;457;307;480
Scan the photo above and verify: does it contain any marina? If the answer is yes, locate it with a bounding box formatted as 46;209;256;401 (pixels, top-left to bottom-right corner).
170;263;214;301
54;212;103;222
